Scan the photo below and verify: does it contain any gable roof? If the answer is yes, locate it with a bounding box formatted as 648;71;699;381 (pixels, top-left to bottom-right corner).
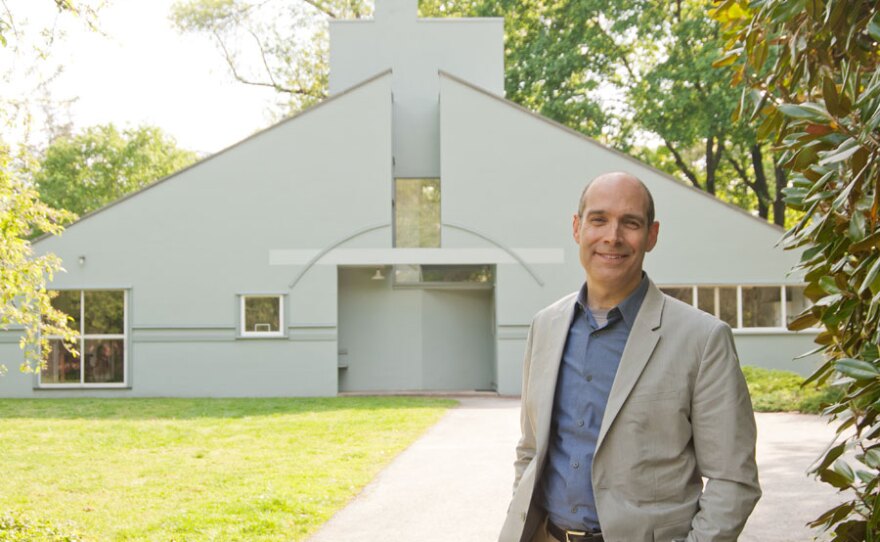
438;70;785;234
34;69;394;244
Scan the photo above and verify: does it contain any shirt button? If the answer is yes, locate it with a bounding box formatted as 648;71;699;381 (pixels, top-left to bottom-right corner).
585;374;593;382
572;461;580;469
577;419;585;427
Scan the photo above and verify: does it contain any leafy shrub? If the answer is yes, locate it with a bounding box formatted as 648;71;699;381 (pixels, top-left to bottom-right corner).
742;365;843;414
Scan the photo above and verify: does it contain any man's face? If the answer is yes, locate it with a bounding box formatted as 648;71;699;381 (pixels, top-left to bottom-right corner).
573;175;659;298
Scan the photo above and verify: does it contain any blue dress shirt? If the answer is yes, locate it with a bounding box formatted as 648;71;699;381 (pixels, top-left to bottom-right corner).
541;275;649;531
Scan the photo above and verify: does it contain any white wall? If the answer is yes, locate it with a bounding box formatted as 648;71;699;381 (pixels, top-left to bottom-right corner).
0;73;394;398
330;0;503;177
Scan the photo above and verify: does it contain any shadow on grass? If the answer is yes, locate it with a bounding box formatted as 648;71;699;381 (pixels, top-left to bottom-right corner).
0;396;458;420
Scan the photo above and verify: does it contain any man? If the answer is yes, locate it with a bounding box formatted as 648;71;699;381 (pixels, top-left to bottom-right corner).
499;172;760;542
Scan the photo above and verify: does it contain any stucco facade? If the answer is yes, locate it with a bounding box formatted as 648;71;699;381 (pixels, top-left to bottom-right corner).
0;0;818;398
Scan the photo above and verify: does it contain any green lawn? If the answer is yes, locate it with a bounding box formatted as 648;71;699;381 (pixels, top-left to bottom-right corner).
0;397;455;541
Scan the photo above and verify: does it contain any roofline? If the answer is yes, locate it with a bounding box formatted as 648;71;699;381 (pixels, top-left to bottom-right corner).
34;69;394;244
437;70;785;233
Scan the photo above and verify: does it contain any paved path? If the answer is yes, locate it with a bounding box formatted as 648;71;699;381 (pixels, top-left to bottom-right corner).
308;397;844;542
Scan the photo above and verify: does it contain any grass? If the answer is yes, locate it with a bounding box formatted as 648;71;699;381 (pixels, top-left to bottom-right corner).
0;397;455;542
743;365;843;414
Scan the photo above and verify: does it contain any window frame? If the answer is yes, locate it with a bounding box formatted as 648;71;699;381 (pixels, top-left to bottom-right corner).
659;284;817;333
239;294;286;338
39;289;128;389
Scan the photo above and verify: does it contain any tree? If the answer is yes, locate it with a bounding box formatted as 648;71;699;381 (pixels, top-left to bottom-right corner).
0;144;77;374
35;124;198;218
1;0;105;374
713;1;880;539
170;0;370;116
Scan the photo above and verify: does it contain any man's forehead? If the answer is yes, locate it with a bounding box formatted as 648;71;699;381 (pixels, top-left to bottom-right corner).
582;177;650;210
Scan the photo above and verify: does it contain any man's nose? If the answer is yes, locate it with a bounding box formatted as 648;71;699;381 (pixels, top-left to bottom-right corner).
602;221;623;243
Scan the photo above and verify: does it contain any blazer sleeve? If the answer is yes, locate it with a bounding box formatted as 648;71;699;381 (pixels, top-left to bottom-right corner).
686;321;761;541
513;319;537;492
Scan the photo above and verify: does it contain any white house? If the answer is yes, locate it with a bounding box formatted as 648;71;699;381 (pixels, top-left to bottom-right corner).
0;0;817;398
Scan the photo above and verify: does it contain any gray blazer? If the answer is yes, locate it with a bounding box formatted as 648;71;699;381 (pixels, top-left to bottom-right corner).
499;281;761;542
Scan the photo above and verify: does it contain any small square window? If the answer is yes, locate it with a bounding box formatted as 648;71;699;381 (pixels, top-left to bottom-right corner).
241;296;284;337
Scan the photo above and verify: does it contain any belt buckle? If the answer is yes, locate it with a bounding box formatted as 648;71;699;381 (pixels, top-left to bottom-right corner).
565;530;587;542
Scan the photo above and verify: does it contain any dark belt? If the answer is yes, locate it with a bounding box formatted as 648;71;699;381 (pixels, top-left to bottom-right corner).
547;519;603;542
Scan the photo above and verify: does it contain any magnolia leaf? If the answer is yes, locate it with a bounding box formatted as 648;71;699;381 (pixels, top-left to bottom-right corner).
819;275;842;294
834;460;862;490
819;467;852;489
778;102;832;122
868;11;880;42
859;255;880;294
713;48;741;68
788;311;819;331
823;76;841;116
835;358;880;381
815;443;847;473
864;448;880;469
819;138;861;165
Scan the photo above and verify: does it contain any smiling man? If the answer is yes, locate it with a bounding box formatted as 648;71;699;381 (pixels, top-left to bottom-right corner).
499;172;761;542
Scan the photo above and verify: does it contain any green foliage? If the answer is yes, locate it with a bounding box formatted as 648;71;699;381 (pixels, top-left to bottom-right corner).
170;0;370;115
0;513;83;542
421;0;787;222
714;0;880;538
0;397;453;541
742;365;843;413
35;124;197;218
0;144;78;374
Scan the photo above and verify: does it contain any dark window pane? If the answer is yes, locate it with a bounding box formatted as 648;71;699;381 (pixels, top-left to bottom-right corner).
84;291;124;335
245;297;281;333
697;287;715;316
41;339;80;384
84;339;124;383
49;290;81;332
394;178;440;248
786;286;811;325
661;287;693;305
718;287;738;327
420;265;493;283
742;286;782;327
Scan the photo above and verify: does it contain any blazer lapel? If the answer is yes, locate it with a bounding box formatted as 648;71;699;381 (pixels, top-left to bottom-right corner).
533;298;576;459
595;281;665;452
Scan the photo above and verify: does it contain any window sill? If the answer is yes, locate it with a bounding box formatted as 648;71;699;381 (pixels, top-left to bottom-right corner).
732;328;821;335
34;385;131;391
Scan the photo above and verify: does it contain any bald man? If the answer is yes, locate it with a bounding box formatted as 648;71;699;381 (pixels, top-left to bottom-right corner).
499;173;760;542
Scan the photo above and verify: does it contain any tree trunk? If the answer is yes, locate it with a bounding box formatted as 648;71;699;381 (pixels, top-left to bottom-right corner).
750;144;770;219
773;163;787;227
705;135;723;196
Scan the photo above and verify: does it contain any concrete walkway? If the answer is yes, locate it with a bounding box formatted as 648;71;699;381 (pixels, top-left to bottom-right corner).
308;397;844;542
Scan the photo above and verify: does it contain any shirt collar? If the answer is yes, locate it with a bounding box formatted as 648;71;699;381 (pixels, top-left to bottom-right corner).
575;273;650;328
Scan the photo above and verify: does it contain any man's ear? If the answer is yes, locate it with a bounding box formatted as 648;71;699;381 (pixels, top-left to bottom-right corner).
572;213;581;243
646;221;660;252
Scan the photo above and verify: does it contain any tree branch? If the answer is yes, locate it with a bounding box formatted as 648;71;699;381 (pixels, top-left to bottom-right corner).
589;16;635;80
212;30;314;97
726;154;756;189
300;0;338;19
247;28;281;89
664;139;701;189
